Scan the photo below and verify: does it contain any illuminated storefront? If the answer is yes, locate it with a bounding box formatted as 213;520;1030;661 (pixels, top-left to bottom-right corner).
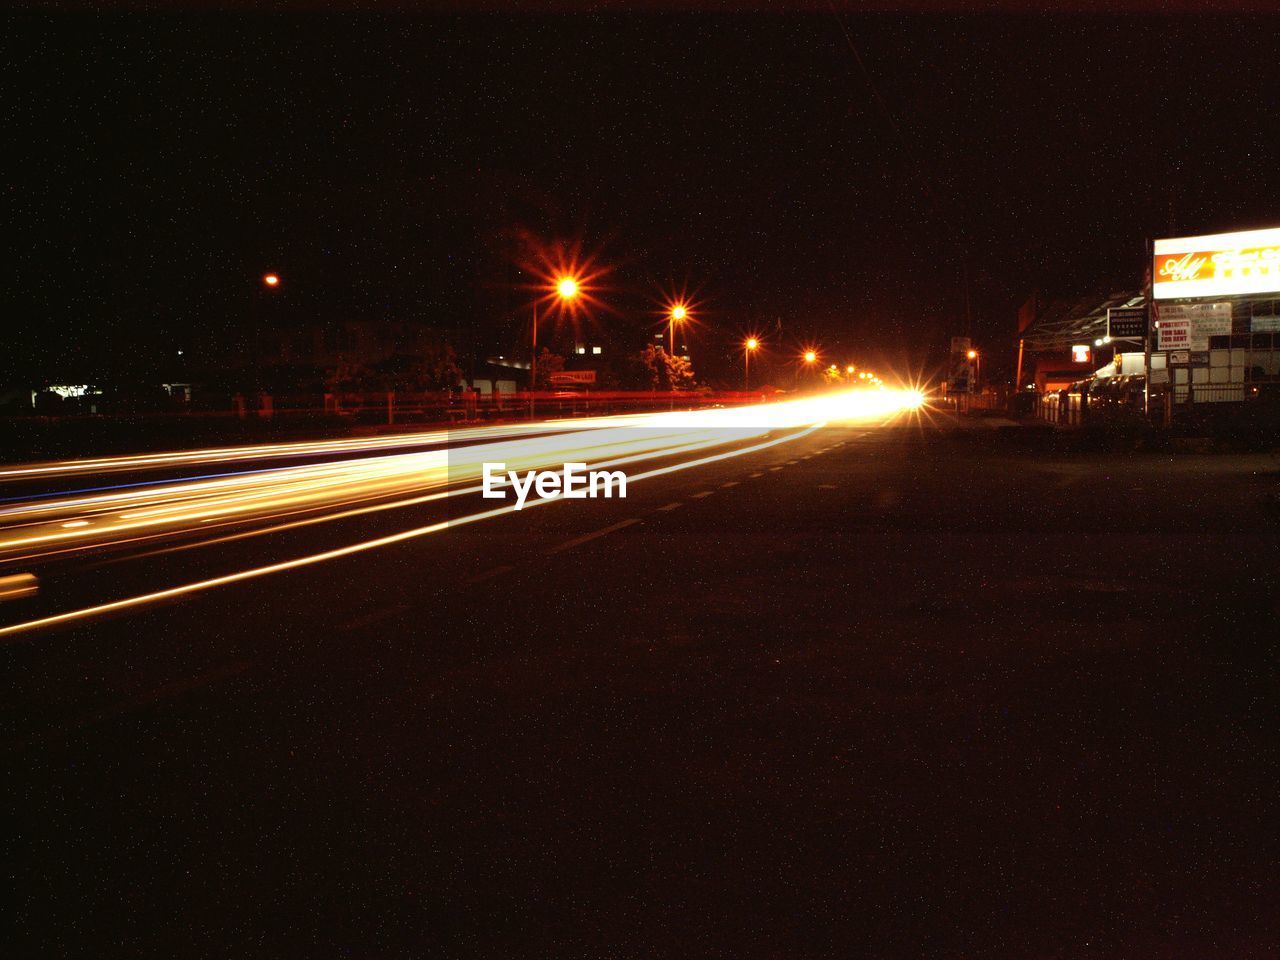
1152;226;1280;402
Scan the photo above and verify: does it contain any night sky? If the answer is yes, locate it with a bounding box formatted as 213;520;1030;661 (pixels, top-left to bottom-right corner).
5;12;1280;384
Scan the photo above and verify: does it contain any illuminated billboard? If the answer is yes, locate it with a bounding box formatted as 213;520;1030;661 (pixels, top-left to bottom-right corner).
1153;226;1280;300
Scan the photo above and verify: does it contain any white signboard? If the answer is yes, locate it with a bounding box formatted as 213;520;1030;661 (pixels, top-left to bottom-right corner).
1251;315;1280;332
1156;302;1231;350
1157;319;1191;351
1154;226;1280;300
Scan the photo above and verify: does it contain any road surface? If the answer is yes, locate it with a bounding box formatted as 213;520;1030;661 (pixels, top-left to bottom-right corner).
4;400;1277;957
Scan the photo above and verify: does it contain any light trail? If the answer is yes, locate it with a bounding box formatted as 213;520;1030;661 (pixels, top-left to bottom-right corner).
0;388;923;638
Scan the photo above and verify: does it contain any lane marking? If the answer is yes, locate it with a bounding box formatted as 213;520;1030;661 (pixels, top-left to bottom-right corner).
720;481;739;488
655;502;683;512
786;459;799;465
748;472;764;478
338;602;413;630
0;424;825;640
690;491;714;499
463;564;514;586
769;466;783;472
547;518;641;555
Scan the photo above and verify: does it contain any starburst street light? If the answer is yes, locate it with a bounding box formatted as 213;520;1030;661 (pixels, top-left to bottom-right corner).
262;273;280;287
803;350;817;364
530;274;582;417
667;302;690;356
744;337;760;393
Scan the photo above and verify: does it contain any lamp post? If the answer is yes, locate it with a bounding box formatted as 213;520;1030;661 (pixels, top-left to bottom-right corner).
531;276;579;418
669;303;687;357
799;350;817;389
744;337;759;393
967;348;981;392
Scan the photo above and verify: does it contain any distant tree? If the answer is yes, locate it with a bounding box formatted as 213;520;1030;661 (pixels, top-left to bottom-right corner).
326;343;461;393
639;345;697;391
532;348;565;390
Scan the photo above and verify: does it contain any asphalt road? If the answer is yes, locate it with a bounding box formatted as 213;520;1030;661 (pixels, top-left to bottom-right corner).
5;418;1278;957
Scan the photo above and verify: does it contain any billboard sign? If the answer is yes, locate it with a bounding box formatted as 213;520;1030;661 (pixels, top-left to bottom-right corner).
1071;344;1091;364
1153;226;1280;300
1107;306;1148;340
1156;302;1231;350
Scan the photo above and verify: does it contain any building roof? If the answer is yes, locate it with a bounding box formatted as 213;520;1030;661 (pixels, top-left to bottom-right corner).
1021;290;1144;352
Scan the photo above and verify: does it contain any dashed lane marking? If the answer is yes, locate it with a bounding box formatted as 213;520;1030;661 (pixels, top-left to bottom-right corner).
339;602;414;629
690;491;714;499
656;502;683;512
547;518;642;555
720;481;739;488
769;466;783;472
462;565;514;586
748;472;764;478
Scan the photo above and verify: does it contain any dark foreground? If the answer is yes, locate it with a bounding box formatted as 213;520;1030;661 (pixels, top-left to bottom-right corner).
6;423;1278;957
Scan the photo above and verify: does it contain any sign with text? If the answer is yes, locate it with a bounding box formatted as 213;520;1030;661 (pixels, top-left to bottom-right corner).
1158;321;1192;351
548;370;597;385
1071;344;1091;364
1154;226;1280;300
1156;302;1232;350
1106;306;1148;340
1168;351;1190;365
1252;315;1280;332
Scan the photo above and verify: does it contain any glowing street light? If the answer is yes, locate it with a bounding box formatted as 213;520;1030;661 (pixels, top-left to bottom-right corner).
845;365;855;375
262;273;280;288
531;275;581;416
744;337;760;393
668;302;689;356
803;350;817;364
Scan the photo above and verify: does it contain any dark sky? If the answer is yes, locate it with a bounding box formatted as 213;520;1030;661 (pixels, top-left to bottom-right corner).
4;13;1280;383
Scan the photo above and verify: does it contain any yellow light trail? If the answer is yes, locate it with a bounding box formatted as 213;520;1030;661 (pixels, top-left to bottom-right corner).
0;388;924;639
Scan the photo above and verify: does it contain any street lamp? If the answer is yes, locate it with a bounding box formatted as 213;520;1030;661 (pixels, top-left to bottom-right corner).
744;337;760;393
796;350;819;390
967;348;981;390
531;276;580;417
262;273;280;288
669;303;688;356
